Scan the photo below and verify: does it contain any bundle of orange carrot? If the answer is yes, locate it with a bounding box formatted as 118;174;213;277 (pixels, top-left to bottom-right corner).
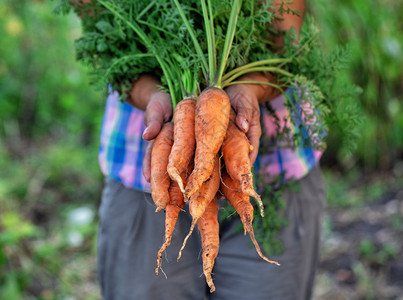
64;0;354;292
151;88;279;293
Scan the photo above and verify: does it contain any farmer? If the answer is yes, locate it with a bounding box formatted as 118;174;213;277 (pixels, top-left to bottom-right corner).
74;0;326;299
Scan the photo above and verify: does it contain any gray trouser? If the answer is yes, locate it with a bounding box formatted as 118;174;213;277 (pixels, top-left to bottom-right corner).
97;166;326;300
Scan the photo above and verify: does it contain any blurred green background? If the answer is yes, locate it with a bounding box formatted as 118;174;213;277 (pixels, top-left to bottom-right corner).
0;0;402;299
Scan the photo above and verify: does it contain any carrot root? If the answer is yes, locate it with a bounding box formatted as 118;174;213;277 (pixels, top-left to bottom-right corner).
167;166;185;194
198;198;219;293
240;174;264;217
221;110;263;216
177;219;196;261
167;99;196;194
185;88;230;199
155;205;181;274
242;216;280;266
156;180;185;274
150;123;174;212
220;171;279;266
240;214;279;266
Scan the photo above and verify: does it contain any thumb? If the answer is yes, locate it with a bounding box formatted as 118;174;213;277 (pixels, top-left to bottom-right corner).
142;140;155;182
143;110;163;140
143;95;172;141
226;86;254;133
234;102;253;133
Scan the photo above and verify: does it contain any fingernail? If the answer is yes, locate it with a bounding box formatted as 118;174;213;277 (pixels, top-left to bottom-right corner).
142;127;149;138
241;119;249;131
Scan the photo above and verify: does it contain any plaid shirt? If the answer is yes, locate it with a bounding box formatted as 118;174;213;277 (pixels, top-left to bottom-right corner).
98;88;325;192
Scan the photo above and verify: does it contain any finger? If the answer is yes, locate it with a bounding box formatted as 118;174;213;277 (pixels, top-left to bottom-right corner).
143;101;165;140
232;99;255;134
152;92;172;123
225;87;246;133
143;94;172;141
142;140;155;182
142;120;162;141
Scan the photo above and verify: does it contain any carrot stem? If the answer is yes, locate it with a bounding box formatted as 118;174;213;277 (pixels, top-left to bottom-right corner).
172;0;208;78
221;58;291;82
221;80;284;91
223;66;293;85
201;0;216;82
215;0;243;88
98;0;178;104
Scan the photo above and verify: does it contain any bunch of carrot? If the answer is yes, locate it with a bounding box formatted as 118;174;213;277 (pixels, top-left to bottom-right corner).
144;1;288;292
71;0;303;293
151;89;279;293
66;0;355;294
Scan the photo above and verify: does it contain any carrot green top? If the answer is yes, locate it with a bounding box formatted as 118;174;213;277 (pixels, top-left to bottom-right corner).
57;0;359;150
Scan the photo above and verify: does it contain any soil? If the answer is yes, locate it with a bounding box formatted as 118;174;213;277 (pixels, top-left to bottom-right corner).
314;186;403;300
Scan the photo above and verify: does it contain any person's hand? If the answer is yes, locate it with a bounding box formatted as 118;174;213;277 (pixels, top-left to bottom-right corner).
142;91;172;182
225;84;261;166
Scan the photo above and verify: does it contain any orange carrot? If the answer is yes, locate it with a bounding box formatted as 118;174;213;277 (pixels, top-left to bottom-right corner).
150;122;174;212
197;197;219;293
222;110;264;217
178;155;220;259
220;171;280;266
155;161;193;275
167;98;196;193
185;88;230;200
155;180;185;275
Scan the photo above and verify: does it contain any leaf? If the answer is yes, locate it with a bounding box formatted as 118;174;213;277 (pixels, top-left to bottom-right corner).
96;39;108;52
95;20;114;34
0;272;23;300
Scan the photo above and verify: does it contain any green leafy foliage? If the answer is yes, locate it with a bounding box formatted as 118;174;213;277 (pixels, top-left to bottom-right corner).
60;0;207;102
277;17;362;152
359;238;399;267
62;0;360;154
253;185;288;255
309;0;403;168
0;0;102;298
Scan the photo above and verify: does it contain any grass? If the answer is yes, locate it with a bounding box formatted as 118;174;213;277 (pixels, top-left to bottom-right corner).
323;168;389;209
